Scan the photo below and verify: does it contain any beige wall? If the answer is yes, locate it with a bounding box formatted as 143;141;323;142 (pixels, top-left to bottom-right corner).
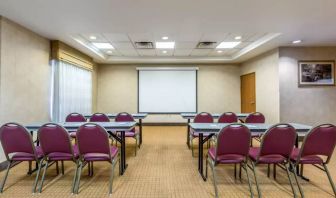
0;17;51;161
240;49;280;123
279;47;336;125
97;65;241;122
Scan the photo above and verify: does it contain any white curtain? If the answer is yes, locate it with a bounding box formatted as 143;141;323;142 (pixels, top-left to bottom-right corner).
51;60;92;122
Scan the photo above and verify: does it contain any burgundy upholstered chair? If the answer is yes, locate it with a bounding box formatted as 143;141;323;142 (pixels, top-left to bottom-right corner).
74;123;119;195
189;112;214;157
37;123;79;193
206;124;253;197
89;113;110;122
218;112;238;123
290;124;336;197
0;123;44;193
248;123;297;197
245;112;265;146
115;112;139;156
65;113;87;139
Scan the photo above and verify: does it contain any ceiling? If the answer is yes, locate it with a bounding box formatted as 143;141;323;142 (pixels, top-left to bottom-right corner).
0;0;336;64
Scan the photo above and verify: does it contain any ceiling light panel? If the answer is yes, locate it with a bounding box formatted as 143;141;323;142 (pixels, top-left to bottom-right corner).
216;41;241;49
155;42;175;49
92;42;114;49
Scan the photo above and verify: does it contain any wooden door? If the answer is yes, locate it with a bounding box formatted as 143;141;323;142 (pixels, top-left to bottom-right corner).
241;73;256;113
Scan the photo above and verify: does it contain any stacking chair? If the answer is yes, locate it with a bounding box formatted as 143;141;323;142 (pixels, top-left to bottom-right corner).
245;112;265;146
189;112;214;157
65;113;87;139
74;123;119;195
218;112;238;123
37;123;79;193
0;123;44;193
290;124;336;197
89;113;110;122
248;123;297;197
115;112;139;156
206;124;253;198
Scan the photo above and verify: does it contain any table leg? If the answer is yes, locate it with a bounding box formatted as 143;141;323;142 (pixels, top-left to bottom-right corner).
121;131;127;175
294;135;310;181
139;119;143;146
187;119;190;148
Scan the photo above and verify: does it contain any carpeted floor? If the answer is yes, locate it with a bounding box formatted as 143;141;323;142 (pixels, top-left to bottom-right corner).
0;126;335;197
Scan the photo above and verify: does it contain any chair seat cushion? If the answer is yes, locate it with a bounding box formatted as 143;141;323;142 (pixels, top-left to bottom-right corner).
114;129;139;137
46;145;79;161
290;148;323;164
208;148;245;164
249;147;286;164
83;146;118;162
11;146;44;161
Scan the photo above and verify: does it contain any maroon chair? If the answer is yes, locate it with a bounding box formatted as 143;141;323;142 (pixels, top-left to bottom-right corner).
189;112;214;157
0;123;44;193
89;113;110;122
248;123;297;197
245;112;265;147
290;124;336;197
218;112;238;123
115;112;139;156
37;123;79;193
65;113;87;139
206;124;253;197
74;123;119;195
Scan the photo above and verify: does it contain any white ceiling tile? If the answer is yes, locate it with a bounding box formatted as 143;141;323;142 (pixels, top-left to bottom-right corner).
111;42;134;49
81;34;107;42
102;49;122;56
137;49;156;56
118;49;138;56
156;49;174;56
173;49;193;56
208;50;228;57
201;33;230;42
245;33;267;42
190;49;211;56
129;33;154;42
103;33;130;42
175;42;197;49
175;33;202;42
153;33;175;42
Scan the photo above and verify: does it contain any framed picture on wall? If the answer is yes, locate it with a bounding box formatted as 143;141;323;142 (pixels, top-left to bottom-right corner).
298;61;335;86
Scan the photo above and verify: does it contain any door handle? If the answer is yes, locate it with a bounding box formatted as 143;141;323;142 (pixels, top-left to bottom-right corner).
250;101;255;104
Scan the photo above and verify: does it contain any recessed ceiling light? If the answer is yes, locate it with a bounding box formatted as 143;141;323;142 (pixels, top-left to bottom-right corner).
217;50;223;53
92;42;114;49
89;36;97;40
106;50;113;54
162;50;167;54
162;36;169;40
155;42;175;49
234;36;242;40
292;40;302;44
216;41;241;49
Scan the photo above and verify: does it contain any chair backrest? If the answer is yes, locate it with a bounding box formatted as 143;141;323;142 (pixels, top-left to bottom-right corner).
258;123;296;161
115;112;135;132
65;113;86;122
38;123;73;156
299;124;336;163
218;112;238;123
76;123;111;158
216;124;251;159
245;112;265;123
89;113;110;122
0;123;37;161
194;112;213;123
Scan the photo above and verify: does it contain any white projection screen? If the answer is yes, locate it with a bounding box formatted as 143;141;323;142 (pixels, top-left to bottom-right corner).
138;67;198;113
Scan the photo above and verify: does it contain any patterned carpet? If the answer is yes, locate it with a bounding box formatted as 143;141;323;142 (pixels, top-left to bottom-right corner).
0;126;335;197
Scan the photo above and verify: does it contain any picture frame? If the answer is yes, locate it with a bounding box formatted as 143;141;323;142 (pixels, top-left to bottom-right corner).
298;60;335;86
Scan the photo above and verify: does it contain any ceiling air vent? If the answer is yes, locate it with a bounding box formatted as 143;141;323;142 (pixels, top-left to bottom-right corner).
134;42;154;49
196;41;217;49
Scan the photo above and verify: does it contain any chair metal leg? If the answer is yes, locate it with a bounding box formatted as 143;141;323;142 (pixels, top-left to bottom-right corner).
239;164;242;180
267;164;270;178
243;163;254;198
56;161;59;175
191;137;194;157
210;162;218;198
135;137;138;156
88;161;91;176
291;163;304;198
109;159;117;195
323;164;336;196
61;161;64;175
32;160;43;193
0;161;12;193
273;164;277;180
39;160;49;193
71;161;79;194
206;155;209;179
284;163;296;197
75;162;83;194
234;164;237;179
251;162;261;198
